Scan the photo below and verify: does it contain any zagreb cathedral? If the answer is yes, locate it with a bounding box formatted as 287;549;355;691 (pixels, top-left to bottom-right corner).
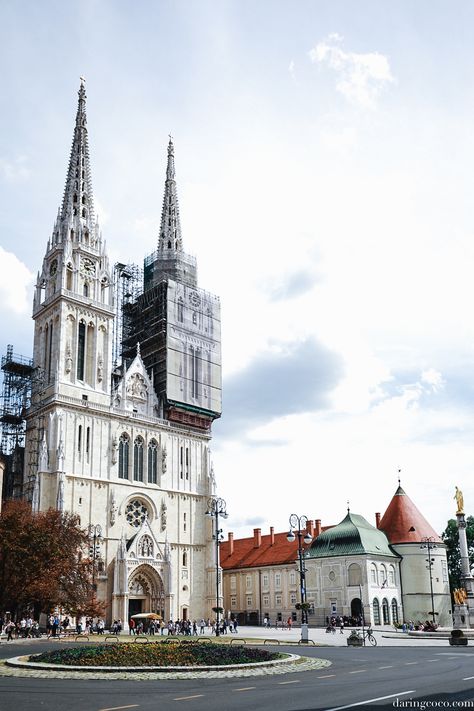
24;81;222;626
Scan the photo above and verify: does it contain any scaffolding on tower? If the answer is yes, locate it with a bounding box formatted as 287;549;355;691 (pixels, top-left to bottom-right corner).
112;262;143;368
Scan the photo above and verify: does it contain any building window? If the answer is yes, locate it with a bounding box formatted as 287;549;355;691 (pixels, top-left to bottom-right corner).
391;598;399;624
230;576;236;590
382;598;390;624
180;446;183;479
78;425;82;456
185;447;189;479
177;298;184;322
118;434;129;479
183;512;187;532
388;565;395;586
262;574;269;588
147;440;158;484
275;594;282;607
246;575;252;590
373;598;380;625
370;563;378;585
263;595;270;607
289;571;296;586
133;437;144;482
442;560;448;583
290;592;297;604
348;563;362;586
182;551;187;567
380;564;388;588
77;321;86;380
246;596;252;608
275;573;281;589
231;596;237;608
126;499;149;527
86;426;90;461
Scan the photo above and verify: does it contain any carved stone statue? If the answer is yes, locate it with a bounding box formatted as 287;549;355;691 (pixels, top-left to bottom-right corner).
111;436;118;465
161;446;167;474
161;499;167;531
97;354;103;383
455;486;465;515
110;489;118;526
127;373;147;400
65;342;72;374
38;432;49;472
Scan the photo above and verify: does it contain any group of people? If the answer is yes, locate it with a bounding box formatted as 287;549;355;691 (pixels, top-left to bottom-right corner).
263;615;294;629
402;620;438;632
1;617;41;640
127;617;240;636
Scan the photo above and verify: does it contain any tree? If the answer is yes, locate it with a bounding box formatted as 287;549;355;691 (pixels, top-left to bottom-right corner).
441;516;474;592
0;500;104;619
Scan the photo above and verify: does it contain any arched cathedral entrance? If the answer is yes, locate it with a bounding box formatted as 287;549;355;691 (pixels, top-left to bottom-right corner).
128;564;165;621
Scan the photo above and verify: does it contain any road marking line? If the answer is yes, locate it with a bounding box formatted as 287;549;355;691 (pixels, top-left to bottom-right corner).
173;696;204;701
426;659;439;662
349;670;367;674
323;690;416;711
234;687;256;691
278;680;300;684
378;665;393;669
405;662;418;665
317;674;336;678
463;676;474;680
99;707;139;711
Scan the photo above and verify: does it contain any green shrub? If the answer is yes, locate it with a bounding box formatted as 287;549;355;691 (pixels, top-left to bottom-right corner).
33;643;283;667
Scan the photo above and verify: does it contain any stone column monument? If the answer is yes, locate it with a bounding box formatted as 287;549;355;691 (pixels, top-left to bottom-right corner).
454;487;474;628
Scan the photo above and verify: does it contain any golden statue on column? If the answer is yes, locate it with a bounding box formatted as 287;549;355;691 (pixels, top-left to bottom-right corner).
455;486;464;515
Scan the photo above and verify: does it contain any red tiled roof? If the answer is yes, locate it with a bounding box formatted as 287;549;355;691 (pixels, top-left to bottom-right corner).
221;527;330;570
378;485;442;544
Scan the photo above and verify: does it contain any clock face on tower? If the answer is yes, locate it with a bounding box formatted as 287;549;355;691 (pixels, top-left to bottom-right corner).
81;258;95;279
188;291;201;308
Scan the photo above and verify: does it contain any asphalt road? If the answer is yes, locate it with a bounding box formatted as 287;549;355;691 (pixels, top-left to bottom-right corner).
1;641;473;711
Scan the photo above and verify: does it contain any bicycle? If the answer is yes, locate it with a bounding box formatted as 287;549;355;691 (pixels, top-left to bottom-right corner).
361;627;377;646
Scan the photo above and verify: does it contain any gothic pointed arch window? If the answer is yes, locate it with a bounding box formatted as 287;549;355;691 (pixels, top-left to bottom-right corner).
83;282;89;297
133;436;144;482
77;321;86;381
118;433;130;479
82;208;87;218
148;439;158;484
177;298;184;323
168;240;171;249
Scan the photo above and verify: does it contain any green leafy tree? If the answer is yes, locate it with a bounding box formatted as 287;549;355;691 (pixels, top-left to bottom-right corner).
0;500;104;618
441;516;474;592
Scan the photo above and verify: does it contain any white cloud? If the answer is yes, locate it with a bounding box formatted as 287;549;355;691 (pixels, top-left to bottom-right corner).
0;155;31;182
0;247;33;314
309;34;395;109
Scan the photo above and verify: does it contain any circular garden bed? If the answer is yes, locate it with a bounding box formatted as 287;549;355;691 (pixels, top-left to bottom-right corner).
33;642;283;668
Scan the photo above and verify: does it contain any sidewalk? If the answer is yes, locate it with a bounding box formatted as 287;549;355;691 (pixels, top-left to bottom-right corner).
229;625;453;647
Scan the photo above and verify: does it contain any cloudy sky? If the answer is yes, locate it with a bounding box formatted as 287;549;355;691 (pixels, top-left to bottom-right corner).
1;0;474;539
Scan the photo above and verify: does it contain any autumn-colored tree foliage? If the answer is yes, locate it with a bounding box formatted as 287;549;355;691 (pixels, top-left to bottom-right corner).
0;500;104;618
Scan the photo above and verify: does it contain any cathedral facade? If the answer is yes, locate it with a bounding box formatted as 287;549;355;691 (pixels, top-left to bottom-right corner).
23;82;222;627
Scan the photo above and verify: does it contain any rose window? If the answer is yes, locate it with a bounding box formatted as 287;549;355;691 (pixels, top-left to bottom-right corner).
126;499;149;527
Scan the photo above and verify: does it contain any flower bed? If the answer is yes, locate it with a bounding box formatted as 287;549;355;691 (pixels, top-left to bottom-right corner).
33;642;283;667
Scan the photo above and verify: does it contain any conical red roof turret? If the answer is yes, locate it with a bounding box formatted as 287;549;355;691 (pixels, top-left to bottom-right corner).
378;485;442;544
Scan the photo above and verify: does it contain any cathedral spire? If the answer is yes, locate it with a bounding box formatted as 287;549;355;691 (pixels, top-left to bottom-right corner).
158;136;183;253
59;78;95;237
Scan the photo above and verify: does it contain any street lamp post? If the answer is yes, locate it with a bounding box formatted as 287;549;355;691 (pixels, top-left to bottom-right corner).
205;497;228;637
287;514;312;642
420;536;437;623
88;524;102;592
